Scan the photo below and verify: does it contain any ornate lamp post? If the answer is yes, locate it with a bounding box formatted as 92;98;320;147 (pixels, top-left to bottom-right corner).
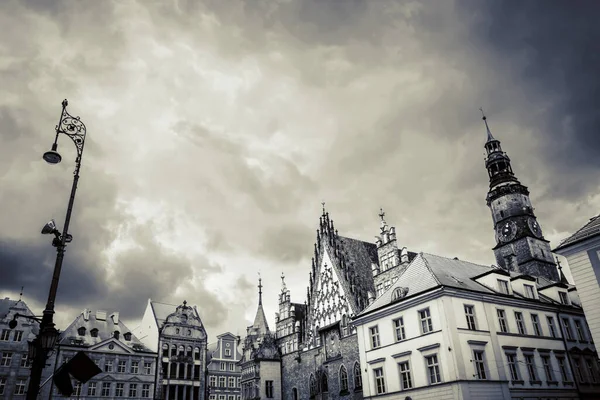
24;99;87;400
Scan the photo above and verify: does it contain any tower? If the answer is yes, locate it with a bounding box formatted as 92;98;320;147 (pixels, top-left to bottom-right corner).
482;111;558;281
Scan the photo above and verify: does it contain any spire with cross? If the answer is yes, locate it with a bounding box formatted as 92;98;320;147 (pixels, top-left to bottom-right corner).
258;272;263;305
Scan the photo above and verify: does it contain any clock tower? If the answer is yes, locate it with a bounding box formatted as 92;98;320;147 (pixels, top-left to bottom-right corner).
482;111;558;281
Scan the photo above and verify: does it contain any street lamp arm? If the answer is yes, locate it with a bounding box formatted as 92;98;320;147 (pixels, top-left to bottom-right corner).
9;313;44;328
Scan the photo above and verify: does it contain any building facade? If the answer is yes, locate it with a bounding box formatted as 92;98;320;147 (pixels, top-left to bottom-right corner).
43;309;158;399
554;215;600;347
135;299;208;400
207;332;242;400
0;298;37;399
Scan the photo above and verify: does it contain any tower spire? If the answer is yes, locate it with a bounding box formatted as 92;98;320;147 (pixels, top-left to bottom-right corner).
18;286;23;302
556;257;569;284
258;272;263;305
281;272;287;292
480;107;495;142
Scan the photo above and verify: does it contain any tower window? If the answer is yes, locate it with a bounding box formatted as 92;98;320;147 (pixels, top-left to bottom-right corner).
500;210;504;218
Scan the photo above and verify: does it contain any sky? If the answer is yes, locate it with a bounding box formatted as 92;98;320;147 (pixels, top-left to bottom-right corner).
1;0;599;341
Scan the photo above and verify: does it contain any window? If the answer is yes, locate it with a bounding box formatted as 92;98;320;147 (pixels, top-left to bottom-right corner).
473;350;487;380
229;377;235;388
265;380;274;398
398;361;412;389
20;353;30;368
124;332;132;341
419;308;433;334
506;353;521;382
497;279;509;294
73;381;82;396
292;388;298;400
376;283;383;297
339;365;348;392
562;318;574;340
373;368;386;394
393;317;406;341
309;374;317;396
0;377;5;395
13;330;23;341
220;362;226;371
238;377;241;387
574;320;586;341
515;312;526;335
225;348;231;356
1;352;12;366
524;284;535;298
557;357;571;383
131;361;139;373
369;326;380;348
115;382;124;397
353;362;362;390
531;314;542;336
114;331;120;340
142;384;151;398
219;377;226;387
90;328;99;337
118;360;126;373
129;383;138;397
585;359;597;383
1;330;10;341
178;345;184;355
101;382;111;397
88;382;97;396
15;379;26;395
541;355;555;382
162;344;169;357
426;354;442;384
573;358;585;383
464;305;477;330
105;360;113;372
524;354;538;382
210;376;216;387
547;316;557;338
228;396;234;400
144;362;152;374
229;363;234;371
77;327;86;336
496;309;508;333
195;347;200;360
559;291;569;304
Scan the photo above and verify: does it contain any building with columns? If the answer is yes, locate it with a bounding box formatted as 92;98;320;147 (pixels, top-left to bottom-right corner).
135;299;208;400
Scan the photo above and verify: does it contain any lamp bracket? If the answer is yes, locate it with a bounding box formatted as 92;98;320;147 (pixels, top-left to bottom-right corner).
10;313;44;328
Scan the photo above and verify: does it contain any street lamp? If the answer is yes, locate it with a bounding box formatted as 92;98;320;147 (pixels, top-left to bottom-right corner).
23;99;87;400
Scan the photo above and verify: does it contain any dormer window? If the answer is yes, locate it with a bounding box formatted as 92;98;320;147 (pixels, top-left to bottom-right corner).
559;291;569;305
524;284;535;299
113;331;120;340
497;279;509;294
124;332;132;341
90;328;99;338
77;327;86;336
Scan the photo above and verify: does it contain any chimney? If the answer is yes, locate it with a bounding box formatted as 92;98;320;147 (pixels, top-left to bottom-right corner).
96;310;107;321
83;309;90;321
110;312;120;325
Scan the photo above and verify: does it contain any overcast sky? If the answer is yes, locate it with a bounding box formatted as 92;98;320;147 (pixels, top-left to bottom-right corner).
1;0;599;340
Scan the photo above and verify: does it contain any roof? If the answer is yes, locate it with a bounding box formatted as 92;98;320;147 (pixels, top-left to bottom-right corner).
59;310;153;352
150;301;179;326
0;298;38;335
554;214;600;251
251;304;270;335
0;298;18;320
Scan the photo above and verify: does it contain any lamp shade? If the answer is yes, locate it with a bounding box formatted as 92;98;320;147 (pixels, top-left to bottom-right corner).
40;325;59;351
43;150;62;164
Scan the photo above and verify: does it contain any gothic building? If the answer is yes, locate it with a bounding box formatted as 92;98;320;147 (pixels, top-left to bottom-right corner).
483;113;558;281
135;299;209;400
240;278;282;400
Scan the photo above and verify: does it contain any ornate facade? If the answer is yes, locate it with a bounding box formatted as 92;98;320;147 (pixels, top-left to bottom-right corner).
207;332;242;400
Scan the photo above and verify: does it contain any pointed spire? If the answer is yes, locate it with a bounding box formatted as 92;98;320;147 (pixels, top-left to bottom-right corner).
258;272;263;305
556;257;569;284
480;107;495;142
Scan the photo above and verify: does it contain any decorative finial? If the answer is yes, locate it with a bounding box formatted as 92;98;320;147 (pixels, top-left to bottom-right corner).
378;208;385;221
62;99;69;108
479;107;495;142
281;272;287;291
18;286;23;302
258;272;263;305
183;300;187;307
479;107;486;120
321;201;326;216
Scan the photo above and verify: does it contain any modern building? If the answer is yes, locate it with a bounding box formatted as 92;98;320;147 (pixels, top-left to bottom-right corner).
0;297;37;399
207;332;242;400
135;299;208;400
350;114;600;400
240;279;282;400
554;215;600;347
43;308;158;399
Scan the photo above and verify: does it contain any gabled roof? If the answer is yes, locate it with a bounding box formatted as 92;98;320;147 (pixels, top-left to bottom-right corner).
150;301;179;326
0;298;38;334
554;214;600;251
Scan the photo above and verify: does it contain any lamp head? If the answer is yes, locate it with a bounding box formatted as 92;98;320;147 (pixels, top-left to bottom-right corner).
8;318;17;329
43;143;61;164
41;219;58;235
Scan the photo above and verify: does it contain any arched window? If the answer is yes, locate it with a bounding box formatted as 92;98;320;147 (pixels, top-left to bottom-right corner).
171;344;177;356
162;344;169;357
339;365;349;392
292;387;298;400
321;371;328;392
178;345;184;355
186;346;192;356
194;347;200;360
309;374;317;397
353;362;362;390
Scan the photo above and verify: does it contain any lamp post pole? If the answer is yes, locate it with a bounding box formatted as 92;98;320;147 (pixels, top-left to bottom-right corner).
26;99;87;400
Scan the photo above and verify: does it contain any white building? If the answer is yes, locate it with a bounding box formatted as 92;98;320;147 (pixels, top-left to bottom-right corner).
352;252;600;400
554;214;600;347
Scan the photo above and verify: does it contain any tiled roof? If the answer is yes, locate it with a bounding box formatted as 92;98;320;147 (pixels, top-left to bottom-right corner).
150;301;179;326
59;310;152;352
338;236;379;295
251;304;270;335
554;214;600;251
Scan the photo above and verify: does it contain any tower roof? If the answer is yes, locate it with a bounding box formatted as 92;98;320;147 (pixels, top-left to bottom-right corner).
480;108;496;143
249;276;270;335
